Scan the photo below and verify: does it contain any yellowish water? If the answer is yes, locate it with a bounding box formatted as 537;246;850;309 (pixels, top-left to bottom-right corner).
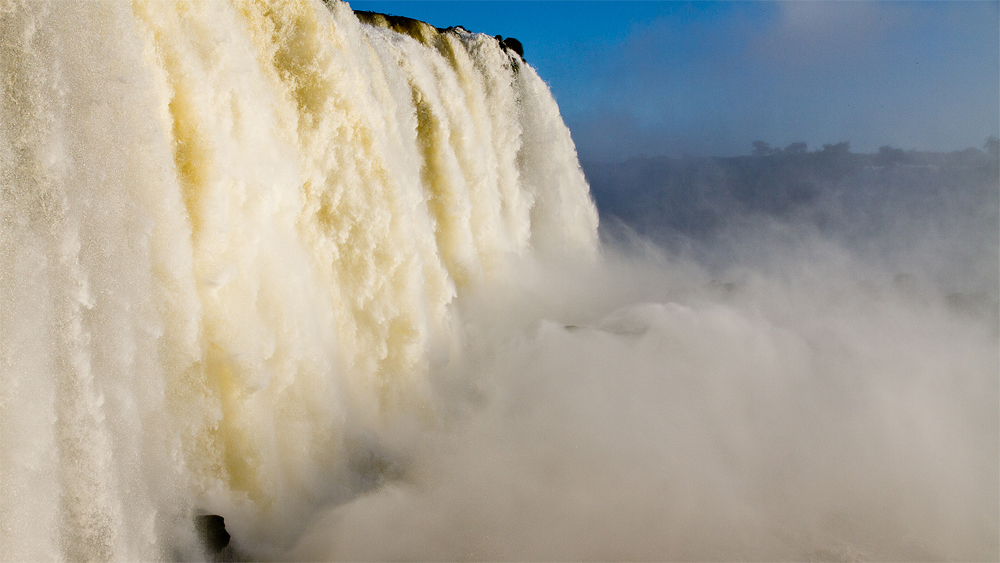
0;1;596;559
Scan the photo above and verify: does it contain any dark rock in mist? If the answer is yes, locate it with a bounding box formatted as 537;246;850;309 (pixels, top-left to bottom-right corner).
195;513;231;556
345;433;409;495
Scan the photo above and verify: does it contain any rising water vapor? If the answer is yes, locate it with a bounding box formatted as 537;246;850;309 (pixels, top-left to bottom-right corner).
289;238;997;562
0;1;996;562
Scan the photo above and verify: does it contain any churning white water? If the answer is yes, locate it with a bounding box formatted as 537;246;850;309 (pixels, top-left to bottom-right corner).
1;1;996;561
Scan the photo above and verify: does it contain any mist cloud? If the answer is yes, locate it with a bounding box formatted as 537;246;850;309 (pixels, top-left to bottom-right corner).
282;149;999;560
284;234;998;561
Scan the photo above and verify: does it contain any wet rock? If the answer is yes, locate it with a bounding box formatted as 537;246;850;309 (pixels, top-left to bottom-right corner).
495;35;525;60
502;37;524;59
195;513;230;555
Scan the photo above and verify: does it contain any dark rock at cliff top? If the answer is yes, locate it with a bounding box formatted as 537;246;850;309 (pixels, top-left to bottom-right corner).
501;36;524;58
349;6;525;60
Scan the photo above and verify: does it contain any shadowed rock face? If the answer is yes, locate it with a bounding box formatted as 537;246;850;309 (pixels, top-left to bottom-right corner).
349;6;525;61
353;9;440;44
195;514;231;555
195;513;249;562
501;36;524;59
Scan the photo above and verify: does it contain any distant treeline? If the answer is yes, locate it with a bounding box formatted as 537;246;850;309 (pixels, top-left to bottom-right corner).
583;137;1000;245
748;137;999;166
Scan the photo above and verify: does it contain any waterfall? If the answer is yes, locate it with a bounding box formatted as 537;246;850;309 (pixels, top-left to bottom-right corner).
1;0;596;559
3;1;997;561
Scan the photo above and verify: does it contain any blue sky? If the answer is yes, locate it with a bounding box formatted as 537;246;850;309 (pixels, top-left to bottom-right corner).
348;1;1000;161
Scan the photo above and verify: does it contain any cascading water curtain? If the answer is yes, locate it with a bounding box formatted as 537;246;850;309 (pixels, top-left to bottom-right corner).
0;0;597;560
